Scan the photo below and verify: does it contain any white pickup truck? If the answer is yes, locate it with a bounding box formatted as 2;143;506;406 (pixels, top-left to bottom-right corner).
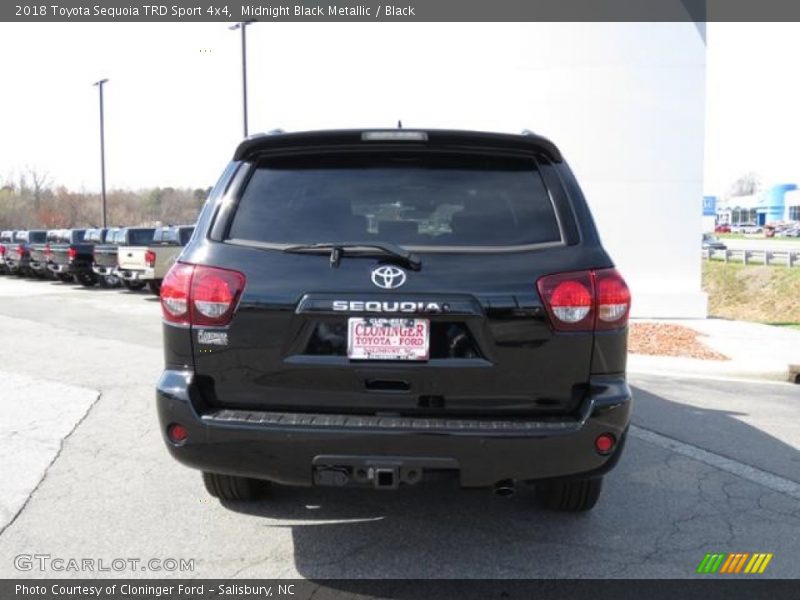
116;225;194;294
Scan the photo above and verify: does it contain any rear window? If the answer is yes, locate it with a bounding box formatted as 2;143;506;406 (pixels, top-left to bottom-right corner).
179;227;194;245
85;229;106;243
152;227;173;244
27;231;47;243
227;154;563;248
128;229;155;245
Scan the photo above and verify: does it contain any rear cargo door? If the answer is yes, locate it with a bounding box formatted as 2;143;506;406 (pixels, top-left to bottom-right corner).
117;247;149;271
190;151;600;417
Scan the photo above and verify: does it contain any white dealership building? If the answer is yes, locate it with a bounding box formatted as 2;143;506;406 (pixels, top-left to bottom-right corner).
253;21;708;318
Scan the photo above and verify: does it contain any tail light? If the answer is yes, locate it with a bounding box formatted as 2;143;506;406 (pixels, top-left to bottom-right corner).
67;247;77;262
44;244;51;259
160;263;246;326
537;268;630;332
17;244;25;257
0;244;5;256
145;250;156;268
595;269;631;328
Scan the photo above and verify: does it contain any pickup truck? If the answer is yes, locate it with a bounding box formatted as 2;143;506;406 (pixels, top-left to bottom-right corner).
0;230;23;275
0;229;20;275
93;226;155;289
4;229;48;276
108;227;156;291
91;227;123;287
116;225;194;295
27;230;60;278
93;227;155;290
47;229;93;285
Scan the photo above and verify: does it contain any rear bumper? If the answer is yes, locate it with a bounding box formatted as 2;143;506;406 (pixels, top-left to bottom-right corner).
4;257;27;271
116;267;154;282
156;370;633;488
47;263;70;274
49;262;91;275
93;265;117;276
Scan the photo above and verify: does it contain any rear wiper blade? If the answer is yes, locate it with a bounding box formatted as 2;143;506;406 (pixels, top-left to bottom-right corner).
282;241;421;270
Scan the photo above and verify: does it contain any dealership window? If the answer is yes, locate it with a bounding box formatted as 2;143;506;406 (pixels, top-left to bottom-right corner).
789;206;800;221
730;208;757;225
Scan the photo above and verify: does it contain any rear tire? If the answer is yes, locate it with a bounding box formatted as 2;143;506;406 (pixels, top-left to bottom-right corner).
202;472;268;502
535;477;603;512
100;275;120;288
78;273;97;287
123;280;146;291
148;280;161;295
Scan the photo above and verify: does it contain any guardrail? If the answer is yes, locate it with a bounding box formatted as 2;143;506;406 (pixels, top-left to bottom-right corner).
703;248;799;267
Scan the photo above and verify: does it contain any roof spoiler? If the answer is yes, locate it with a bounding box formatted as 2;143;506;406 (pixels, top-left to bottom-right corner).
233;128;563;162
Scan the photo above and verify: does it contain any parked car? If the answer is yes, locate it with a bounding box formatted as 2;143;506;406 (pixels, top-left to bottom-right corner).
702;234;727;251
28;230;61;278
111;227;156;291
91;227;123;287
4;229;48;276
47;229;93;285
0;230;23;275
116;225;194;295
714;224;731;234
156;128;633;512
732;222;763;235
779;226;800;238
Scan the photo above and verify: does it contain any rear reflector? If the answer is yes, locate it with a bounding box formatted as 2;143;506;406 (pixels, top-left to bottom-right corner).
160;262;246;326
537;268;630;332
595;433;616;454
167;423;189;445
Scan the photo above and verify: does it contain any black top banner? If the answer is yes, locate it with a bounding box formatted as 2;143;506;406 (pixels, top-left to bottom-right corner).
3;0;800;22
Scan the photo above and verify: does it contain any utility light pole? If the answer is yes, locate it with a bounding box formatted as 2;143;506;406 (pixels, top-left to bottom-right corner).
93;78;109;227
229;21;254;138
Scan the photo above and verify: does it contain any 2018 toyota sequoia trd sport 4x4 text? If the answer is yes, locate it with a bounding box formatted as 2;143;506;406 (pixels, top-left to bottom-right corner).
156;129;633;511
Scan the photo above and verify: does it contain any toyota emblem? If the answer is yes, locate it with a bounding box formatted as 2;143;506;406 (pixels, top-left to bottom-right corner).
371;265;407;289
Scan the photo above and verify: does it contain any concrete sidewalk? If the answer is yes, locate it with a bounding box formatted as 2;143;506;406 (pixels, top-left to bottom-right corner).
628;318;800;382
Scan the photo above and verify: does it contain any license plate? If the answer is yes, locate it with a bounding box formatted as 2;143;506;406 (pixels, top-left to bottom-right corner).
347;317;430;361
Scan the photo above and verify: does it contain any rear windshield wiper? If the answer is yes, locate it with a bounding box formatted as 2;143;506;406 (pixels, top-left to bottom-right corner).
283;241;421;270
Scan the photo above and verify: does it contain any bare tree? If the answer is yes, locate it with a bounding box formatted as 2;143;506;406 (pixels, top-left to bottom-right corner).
26;166;52;213
726;172;762;198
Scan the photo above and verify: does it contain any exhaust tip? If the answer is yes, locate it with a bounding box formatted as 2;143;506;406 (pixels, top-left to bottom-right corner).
493;479;516;498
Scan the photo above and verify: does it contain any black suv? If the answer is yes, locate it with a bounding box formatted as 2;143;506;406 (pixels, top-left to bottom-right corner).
156;129;632;511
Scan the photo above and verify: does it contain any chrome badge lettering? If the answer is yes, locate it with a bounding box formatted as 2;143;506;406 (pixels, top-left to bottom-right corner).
332;300;442;313
197;330;229;346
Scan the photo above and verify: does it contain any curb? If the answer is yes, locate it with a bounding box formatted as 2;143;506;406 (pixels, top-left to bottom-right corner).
627;354;796;384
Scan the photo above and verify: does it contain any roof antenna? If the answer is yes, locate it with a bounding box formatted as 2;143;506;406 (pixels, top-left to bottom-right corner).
397;120;403;129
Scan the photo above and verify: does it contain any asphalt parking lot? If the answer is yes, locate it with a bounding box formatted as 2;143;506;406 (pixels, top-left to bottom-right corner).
0;276;799;580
